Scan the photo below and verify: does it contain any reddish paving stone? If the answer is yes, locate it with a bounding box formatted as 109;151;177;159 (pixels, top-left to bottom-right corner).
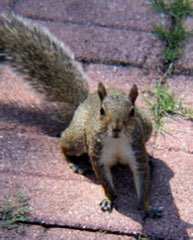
0;65;44;107
0;226;134;240
168;75;193;106
175;14;193;75
175;37;193;74
86;64;158;91
44;228;134;240
0;225;44;240
14;0;168;32
0;172;143;235
148;117;193;153
144;149;193;240
85;64;158;109
0;131;74;179
35;21;164;70
183;16;193;32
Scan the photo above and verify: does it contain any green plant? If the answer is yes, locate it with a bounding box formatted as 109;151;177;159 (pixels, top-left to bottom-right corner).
151;0;168;13
154;24;187;63
176;102;193;120
148;0;193;131
145;82;193;131
0;192;31;229
151;0;193;19
146;83;176;131
151;0;193;65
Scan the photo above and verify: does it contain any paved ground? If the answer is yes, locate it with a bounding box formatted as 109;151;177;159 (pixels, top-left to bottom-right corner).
0;1;193;239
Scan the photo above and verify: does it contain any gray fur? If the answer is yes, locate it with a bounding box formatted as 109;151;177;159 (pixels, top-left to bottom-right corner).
0;13;89;107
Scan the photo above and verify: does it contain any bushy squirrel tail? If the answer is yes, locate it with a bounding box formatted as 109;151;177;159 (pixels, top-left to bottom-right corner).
0;13;89;109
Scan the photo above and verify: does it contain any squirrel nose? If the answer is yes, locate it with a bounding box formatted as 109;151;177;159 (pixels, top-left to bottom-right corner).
112;127;121;138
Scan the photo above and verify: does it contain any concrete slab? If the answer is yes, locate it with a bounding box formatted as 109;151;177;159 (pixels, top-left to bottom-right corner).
14;0;168;32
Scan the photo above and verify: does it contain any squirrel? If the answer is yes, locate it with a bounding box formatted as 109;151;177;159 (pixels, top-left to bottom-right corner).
0;13;162;218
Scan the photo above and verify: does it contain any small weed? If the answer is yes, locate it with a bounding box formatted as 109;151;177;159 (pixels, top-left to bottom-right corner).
0;192;31;230
145;83;177;131
176;102;193;120
151;0;193;19
168;0;193;20
154;24;187;63
149;0;193;131
151;0;168;13
146;82;193;131
151;0;193;65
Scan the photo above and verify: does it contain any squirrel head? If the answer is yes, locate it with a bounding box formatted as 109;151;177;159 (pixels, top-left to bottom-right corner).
97;82;138;138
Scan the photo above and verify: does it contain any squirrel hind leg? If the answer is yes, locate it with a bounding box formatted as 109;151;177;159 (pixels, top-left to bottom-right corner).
60;133;92;175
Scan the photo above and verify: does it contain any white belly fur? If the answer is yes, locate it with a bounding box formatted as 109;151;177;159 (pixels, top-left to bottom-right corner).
100;133;137;171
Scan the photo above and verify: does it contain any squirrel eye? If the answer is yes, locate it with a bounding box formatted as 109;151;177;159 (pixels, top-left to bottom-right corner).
100;107;106;116
129;107;135;117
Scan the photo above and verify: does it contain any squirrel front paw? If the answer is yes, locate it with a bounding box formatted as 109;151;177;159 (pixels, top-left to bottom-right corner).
143;207;163;220
99;198;114;213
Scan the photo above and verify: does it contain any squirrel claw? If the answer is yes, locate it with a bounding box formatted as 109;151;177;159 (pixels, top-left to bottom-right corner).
99;198;113;213
69;163;91;175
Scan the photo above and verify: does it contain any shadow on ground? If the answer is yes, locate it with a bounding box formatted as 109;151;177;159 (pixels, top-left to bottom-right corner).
81;156;192;239
0;102;192;239
0;102;69;137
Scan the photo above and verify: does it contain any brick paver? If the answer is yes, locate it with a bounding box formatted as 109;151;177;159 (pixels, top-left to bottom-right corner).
176;38;193;74
44;228;134;240
14;0;168;32
38;21;163;69
0;225;44;240
0;225;135;240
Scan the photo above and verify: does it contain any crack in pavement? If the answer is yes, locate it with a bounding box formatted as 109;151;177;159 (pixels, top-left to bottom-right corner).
7;219;145;239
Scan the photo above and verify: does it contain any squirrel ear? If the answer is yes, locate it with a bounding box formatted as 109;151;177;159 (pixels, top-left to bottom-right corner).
97;82;107;102
129;84;138;104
